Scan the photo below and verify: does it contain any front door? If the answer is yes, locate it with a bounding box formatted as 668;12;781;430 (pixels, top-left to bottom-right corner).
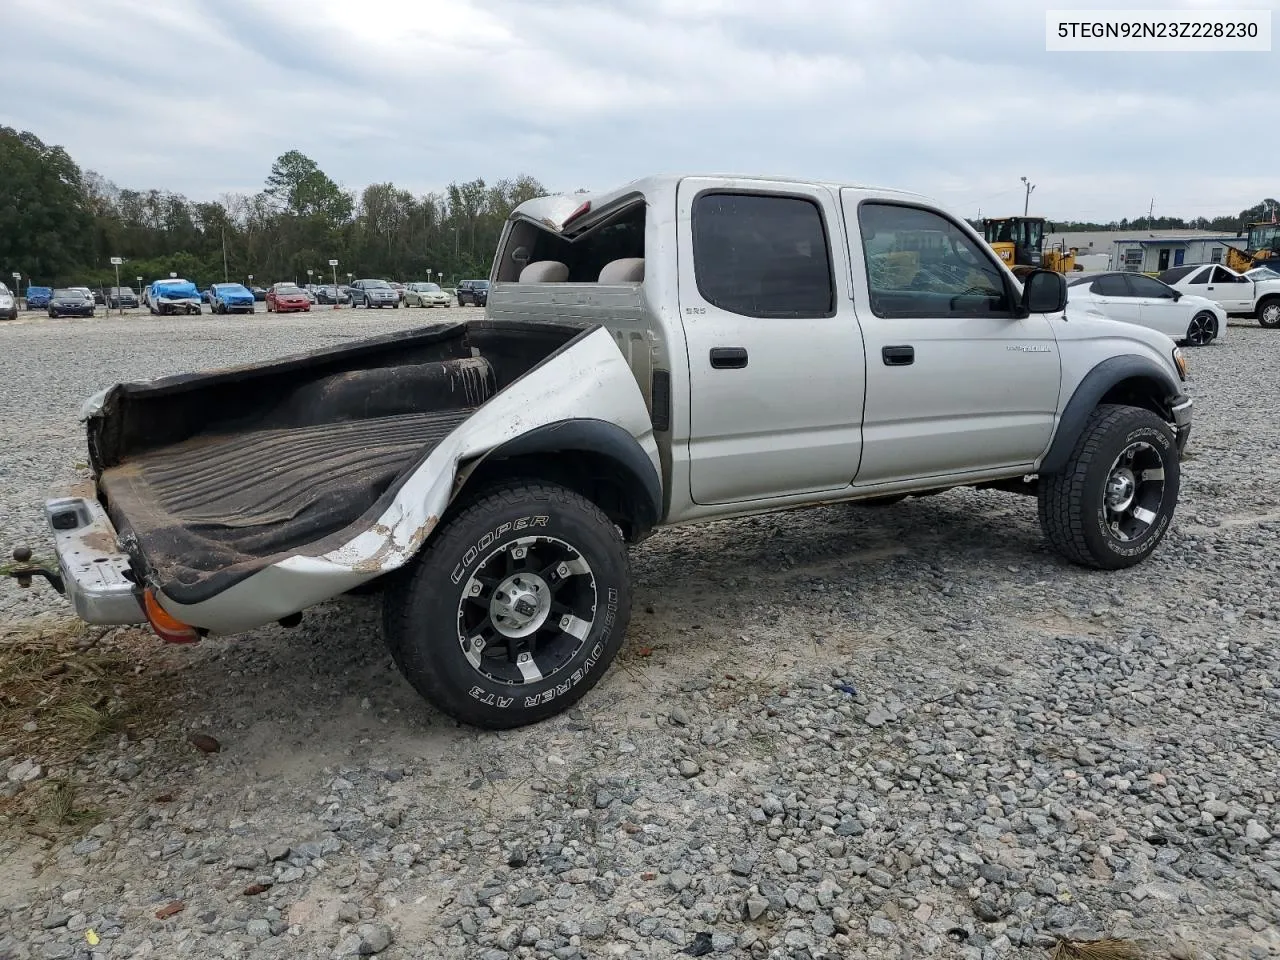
677;179;866;505
1174;249;1185;266
1087;272;1143;325
844;195;1061;485
1158;249;1171;271
1206;265;1253;312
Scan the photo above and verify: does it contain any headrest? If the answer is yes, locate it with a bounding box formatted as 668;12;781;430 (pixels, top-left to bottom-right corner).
518;260;569;283
598;258;645;283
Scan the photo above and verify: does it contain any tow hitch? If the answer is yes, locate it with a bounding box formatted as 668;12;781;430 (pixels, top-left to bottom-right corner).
5;546;66;593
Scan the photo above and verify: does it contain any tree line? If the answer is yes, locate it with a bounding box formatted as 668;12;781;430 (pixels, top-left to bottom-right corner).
2;124;1277;291
1;126;549;290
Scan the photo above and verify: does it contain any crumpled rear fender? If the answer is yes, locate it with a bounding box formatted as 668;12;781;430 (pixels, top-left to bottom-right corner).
159;326;658;633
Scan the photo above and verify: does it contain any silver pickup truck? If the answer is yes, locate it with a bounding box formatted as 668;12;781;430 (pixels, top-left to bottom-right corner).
13;174;1193;729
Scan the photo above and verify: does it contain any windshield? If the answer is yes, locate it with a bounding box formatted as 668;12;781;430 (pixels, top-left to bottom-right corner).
53;289;80;298
275;285;303;295
1247;223;1280;251
983;218;1043;249
1247;266;1280;281
214;284;248;293
474;280;490;289
0;283;9;295
364;280;391;288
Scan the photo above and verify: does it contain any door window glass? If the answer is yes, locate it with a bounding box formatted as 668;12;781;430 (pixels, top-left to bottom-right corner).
692;193;834;318
859;203;1012;318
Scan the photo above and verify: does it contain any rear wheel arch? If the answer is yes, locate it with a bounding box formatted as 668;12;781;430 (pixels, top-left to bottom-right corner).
453;420;662;543
1040;356;1181;476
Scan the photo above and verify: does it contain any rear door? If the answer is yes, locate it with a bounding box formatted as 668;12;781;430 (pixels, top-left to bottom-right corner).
677;178;866;505
1085;273;1143;325
844;195;1061;485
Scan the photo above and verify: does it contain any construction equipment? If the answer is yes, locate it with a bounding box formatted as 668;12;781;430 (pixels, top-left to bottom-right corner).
1224;221;1280;273
982;216;1078;279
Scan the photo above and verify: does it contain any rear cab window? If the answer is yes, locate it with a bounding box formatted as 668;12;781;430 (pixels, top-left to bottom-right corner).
495;199;647;284
691;192;834;318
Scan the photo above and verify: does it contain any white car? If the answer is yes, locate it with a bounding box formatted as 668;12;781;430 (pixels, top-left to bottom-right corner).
1067;271;1225;346
1245;266;1280;283
1158;262;1280;329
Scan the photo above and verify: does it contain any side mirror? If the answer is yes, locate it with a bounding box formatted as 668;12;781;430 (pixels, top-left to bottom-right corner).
1020;269;1067;314
1171;290;1182;301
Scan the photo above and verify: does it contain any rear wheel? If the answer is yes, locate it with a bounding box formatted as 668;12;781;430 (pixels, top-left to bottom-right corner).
383;480;631;729
1258;297;1280;329
1038;404;1179;570
1183;310;1218;345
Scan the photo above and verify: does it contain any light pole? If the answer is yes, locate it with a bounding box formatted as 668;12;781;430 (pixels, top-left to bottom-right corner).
110;257;123;316
1020;176;1035;216
136;275;143;302
307;268;314;291
11;272;20;310
328;259;339;309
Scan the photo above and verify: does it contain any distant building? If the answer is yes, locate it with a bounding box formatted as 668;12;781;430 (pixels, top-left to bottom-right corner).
1106;234;1244;273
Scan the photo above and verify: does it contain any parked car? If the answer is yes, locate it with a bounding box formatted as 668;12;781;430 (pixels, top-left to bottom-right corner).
455;279;489;306
91;289;106;306
71;286;97;305
389;282;407;303
403;281;451;307
25;285;52;310
1067;272;1225;346
19;174;1194;731
201;288;217;305
209;283;257;315
348;279;400;309
265;282;311;313
106;287;140;309
148;279;202;316
1158;263;1280;328
250;286;268;301
0;282;16;321
314;285;350;305
48;288;96;318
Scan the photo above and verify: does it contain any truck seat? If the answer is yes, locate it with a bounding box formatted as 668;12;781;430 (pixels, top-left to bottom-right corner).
518;261;569;282
598;258;645;283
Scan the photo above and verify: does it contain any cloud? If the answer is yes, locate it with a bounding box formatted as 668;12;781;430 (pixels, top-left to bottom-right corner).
1;0;1275;220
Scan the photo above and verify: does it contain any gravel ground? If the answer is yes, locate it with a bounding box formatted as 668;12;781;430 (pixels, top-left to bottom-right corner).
1;310;1279;960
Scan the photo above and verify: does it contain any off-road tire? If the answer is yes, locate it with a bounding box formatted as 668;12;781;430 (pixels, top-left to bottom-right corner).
1258;297;1280;329
383;480;631;729
1038;404;1179;570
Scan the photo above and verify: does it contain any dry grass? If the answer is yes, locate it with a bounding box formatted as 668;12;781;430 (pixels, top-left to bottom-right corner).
1050;938;1151;960
0;618;175;830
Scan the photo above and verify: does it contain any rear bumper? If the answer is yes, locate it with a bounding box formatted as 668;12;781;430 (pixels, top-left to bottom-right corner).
44;496;145;625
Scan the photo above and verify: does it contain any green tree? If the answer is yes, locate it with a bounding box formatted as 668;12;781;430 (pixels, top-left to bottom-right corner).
0;127;93;284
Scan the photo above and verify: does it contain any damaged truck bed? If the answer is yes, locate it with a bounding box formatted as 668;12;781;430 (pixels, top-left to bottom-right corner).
62;317;660;633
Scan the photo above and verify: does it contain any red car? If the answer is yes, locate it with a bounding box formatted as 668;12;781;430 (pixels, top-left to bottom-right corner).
266;283;311;313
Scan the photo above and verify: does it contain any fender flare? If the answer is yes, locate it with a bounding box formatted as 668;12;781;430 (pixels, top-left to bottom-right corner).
471;418;663;535
1039;355;1182;475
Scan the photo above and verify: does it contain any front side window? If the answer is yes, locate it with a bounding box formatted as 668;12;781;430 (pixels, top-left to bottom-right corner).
692;192;834;318
1126;275;1176;298
859;202;1011;318
1211;266;1238;284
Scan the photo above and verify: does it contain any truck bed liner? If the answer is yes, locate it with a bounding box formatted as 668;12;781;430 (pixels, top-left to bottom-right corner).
100;409;474;589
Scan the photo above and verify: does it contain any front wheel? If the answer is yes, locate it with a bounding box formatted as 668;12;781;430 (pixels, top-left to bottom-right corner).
1258;298;1280;329
1038;404;1180;570
383;481;631;729
1183;310;1218;346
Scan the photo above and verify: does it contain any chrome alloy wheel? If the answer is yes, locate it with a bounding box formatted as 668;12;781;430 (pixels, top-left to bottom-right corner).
1103;441;1167;541
458;535;596;685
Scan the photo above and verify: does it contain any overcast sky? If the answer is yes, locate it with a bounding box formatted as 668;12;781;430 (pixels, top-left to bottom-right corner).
3;0;1275;222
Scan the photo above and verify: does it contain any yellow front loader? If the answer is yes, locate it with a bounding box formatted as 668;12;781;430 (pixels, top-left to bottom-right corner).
982;216;1078;280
